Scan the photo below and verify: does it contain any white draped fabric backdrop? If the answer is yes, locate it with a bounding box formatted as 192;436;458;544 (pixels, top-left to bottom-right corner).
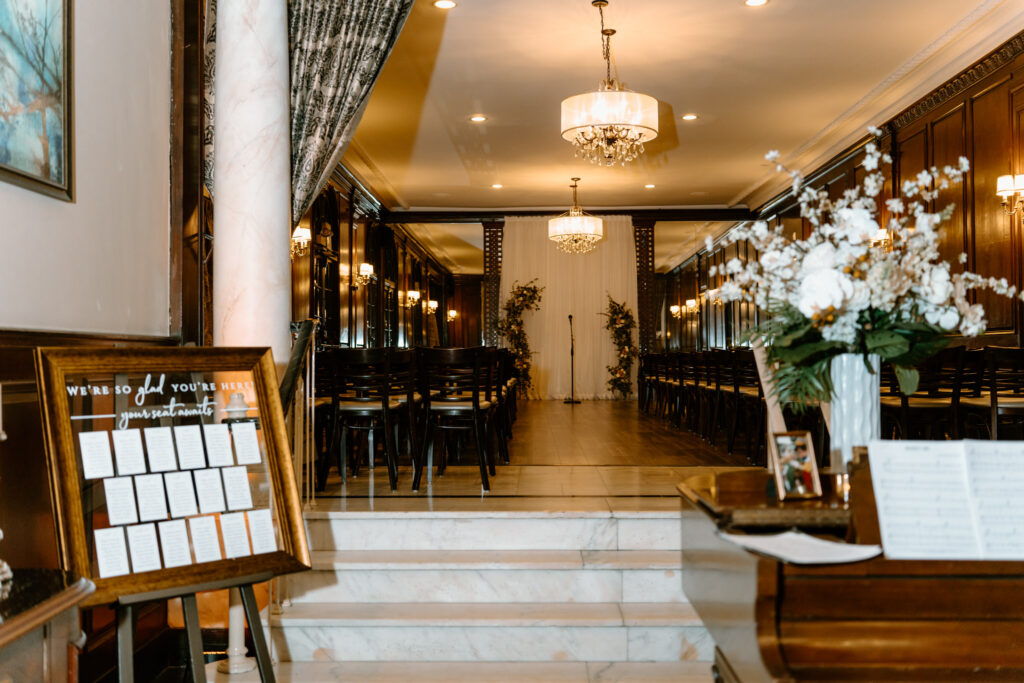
500;215;638;400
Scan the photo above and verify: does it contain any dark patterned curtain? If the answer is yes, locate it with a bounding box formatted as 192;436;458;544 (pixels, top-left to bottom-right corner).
202;0;413;223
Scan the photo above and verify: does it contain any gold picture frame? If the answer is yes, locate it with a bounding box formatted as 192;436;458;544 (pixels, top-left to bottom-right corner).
771;430;822;500
34;347;310;607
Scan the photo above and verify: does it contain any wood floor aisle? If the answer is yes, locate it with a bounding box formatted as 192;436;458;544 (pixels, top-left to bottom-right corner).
319;399;750;502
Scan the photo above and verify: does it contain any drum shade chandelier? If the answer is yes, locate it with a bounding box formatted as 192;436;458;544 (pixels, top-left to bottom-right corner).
560;0;659;166
548;178;604;254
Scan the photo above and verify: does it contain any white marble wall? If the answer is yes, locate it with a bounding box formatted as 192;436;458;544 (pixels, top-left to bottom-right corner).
212;0;292;361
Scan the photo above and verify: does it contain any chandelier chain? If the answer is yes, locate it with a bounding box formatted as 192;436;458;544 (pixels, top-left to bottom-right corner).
599;4;612;86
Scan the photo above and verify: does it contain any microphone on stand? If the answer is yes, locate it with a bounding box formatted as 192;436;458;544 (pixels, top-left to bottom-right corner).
565;313;580;405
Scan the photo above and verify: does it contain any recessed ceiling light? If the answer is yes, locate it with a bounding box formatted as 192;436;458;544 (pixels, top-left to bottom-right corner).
434;0;457;8
745;0;767;6
470;114;487;123
644;184;656;189
682;113;698;121
491;184;503;189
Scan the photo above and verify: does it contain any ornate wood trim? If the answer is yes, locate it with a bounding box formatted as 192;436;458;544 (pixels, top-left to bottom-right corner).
482;220;504;347
633;219;656;354
892;32;1024;131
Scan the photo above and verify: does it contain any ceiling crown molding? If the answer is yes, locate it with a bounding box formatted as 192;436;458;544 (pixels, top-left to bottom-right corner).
735;1;1024;213
892;32;1024;130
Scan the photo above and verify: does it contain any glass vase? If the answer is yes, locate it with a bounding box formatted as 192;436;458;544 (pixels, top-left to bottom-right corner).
829;353;880;470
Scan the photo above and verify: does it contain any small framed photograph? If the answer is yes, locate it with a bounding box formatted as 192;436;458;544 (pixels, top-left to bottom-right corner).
771;431;822;500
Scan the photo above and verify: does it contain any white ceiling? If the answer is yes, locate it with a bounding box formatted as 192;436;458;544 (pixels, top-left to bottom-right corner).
344;0;1024;272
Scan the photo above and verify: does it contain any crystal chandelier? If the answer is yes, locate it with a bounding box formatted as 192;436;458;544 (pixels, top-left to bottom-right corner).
548;178;604;255
560;0;658;166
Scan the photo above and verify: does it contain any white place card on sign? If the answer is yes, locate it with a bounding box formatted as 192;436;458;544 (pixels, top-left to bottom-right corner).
134;473;169;522
79;431;115;480
193;468;227;515
103;477;139;526
94;527;130;578
219;512;252;559
247;508;277;555
164;471;199;519
173;425;207;470
231;422;262;465
158;519;192;568
126;523;162;573
111;429;147;476
222;466;253;511
188;515;222;564
203;424;235;467
143;426;178;472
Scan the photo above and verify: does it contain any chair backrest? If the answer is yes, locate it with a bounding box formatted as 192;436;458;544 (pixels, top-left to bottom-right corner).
322;347;390;407
732;347;762;396
984;347;1024;401
914;346;964;399
389;348;418;403
418;347;487;410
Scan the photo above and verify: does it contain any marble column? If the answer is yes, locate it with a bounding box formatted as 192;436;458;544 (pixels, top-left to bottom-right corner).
211;1;290;674
213;0;292;364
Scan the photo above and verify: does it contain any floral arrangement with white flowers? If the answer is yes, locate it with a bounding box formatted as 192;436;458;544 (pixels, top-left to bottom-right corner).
711;128;1019;405
497;280;544;392
602;296;637;398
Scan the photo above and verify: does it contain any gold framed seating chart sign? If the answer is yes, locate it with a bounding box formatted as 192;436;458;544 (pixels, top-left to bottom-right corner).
34;347;310;607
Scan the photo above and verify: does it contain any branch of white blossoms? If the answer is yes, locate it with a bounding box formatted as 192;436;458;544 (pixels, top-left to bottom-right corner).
706;127;1021;344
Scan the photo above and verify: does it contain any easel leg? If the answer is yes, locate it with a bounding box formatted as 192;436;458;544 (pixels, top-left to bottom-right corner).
181;594;208;683
117;604;135;683
239;583;276;683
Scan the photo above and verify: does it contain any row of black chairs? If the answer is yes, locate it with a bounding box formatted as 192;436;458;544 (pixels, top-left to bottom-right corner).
639;349;768;464
880;345;1024;440
641;345;1024;460
313;346;519;492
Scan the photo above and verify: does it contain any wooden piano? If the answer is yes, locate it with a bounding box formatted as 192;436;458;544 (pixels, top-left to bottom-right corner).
678;463;1024;681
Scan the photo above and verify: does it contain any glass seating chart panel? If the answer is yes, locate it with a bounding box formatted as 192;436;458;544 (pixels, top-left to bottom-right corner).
65;370;282;580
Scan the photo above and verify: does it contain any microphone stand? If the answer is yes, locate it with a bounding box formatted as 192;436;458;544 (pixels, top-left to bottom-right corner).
564;314;580;404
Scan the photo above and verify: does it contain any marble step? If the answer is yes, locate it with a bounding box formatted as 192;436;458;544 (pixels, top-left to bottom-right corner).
304;509;680;552
286;550;686;604
270;602;712;663
206;660;714;682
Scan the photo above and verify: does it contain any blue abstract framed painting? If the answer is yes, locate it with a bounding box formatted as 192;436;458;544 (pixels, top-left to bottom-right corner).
0;0;72;200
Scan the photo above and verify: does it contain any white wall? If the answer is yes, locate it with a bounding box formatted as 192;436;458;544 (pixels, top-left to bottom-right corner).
0;1;171;336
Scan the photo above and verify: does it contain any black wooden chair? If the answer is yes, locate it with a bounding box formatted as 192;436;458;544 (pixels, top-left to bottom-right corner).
318;347;400;491
960;347;1024;440
413;347;496;491
880;346;964;440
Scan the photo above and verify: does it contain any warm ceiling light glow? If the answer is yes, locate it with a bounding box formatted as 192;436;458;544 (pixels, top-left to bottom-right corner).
745;0;768;6
433;0;457;8
682;113;698;121
470;114;487;123
560;1;659;166
644;184;655;189
491;183;503;189
548;178;604;255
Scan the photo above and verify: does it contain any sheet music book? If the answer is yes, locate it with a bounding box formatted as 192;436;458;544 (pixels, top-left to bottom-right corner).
869;440;1024;560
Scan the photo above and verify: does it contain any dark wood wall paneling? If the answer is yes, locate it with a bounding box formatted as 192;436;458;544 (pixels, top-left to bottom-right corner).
291;178;462;349
451;275;483;347
667;33;1024;351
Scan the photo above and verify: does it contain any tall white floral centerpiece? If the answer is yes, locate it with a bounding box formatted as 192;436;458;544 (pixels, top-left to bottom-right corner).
713;128;1019;468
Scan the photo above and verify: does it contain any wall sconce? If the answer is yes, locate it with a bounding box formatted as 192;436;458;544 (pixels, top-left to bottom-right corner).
996;174;1024;215
402;289;420;309
355;263;374;286
669;304;682;319
290;225;311;259
707;288;725;308
685;298;698;312
447;309;458;322
427;300;439;314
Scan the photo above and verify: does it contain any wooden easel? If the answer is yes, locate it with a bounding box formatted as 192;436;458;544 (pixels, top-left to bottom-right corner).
116;572;275;683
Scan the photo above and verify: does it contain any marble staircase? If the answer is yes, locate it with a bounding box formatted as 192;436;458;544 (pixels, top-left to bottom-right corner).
262;500;713;681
